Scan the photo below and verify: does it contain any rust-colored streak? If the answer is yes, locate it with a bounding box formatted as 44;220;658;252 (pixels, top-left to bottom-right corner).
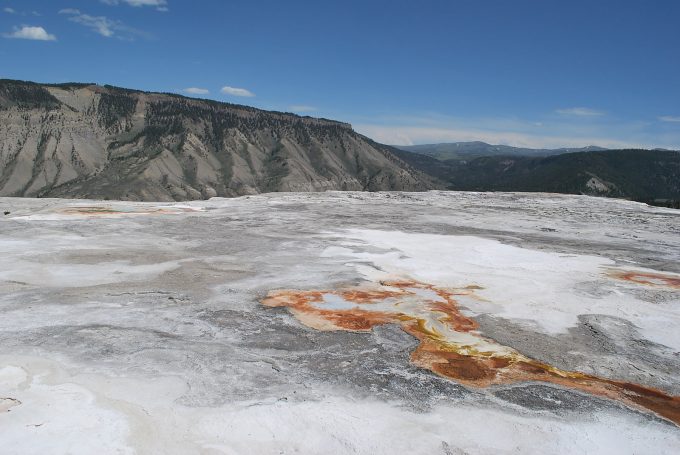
339;289;402;303
262;289;395;332
411;332;680;425
59;206;200;217
609;270;680;289
262;279;680;426
426;301;478;332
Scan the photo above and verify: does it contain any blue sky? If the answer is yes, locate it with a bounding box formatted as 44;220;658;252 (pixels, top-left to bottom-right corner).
2;0;680;149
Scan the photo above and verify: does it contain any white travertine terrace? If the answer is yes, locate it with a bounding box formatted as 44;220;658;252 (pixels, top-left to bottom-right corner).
1;191;679;454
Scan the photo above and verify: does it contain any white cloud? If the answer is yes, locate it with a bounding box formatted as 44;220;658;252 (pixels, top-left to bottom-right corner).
220;86;255;97
3;25;56;41
3;7;41;16
289;105;317;113
59;9;149;40
556;107;605;117
659;116;680;123
101;0;168;11
124;0;166;5
183;87;209;95
65;12;114;37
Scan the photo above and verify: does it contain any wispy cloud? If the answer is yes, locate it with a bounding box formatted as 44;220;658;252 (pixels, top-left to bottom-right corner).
659;116;680;123
183;87;209;95
3;7;41;16
556;107;605;117
3;25;56;41
288;105;317;113
101;0;168;11
220;86;255;97
59;8;81;15
355;124;641;149
59;9;151;40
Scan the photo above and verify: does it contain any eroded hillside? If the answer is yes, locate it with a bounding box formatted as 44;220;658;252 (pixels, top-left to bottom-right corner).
0;80;434;200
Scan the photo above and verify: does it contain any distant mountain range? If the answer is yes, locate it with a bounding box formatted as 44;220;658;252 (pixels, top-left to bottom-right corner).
391;146;680;207
395;141;609;161
0;79;433;201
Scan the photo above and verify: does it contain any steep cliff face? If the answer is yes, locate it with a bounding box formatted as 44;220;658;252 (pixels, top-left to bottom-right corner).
0;80;434;201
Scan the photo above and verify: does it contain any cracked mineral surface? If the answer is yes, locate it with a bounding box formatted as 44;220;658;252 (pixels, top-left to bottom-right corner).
0;191;679;454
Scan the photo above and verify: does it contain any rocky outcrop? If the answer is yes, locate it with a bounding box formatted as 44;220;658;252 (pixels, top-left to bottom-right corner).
0;80;435;201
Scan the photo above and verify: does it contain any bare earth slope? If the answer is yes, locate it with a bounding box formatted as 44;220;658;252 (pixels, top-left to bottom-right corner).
1;191;679;454
0;80;433;200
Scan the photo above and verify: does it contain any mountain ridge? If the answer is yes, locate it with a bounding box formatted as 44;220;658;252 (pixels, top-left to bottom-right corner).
0;79;435;201
392;147;680;206
395;141;610;161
